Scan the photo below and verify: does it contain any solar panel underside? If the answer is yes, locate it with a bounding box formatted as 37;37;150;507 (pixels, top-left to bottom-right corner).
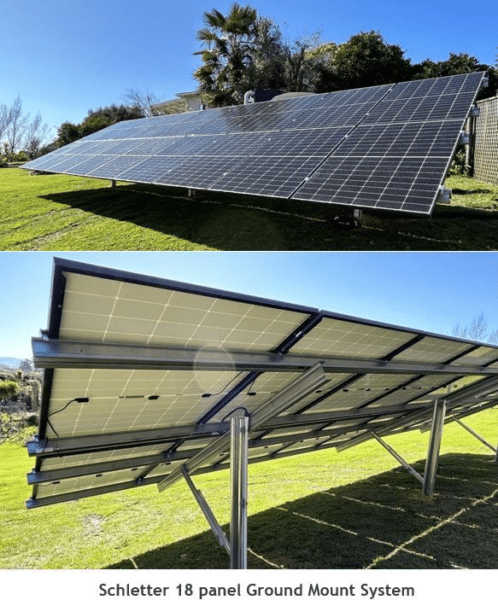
27;259;498;506
22;73;485;215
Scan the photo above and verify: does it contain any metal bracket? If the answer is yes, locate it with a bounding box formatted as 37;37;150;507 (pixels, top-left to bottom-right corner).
469;105;480;118
436;186;452;204
353;208;363;223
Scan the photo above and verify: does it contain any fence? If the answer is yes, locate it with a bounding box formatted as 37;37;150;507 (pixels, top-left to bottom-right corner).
473;95;498;185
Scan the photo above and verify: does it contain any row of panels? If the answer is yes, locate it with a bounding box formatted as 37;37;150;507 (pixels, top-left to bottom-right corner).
23;73;485;215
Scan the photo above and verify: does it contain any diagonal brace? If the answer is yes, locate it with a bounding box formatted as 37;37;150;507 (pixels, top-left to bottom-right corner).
454;418;498;460
181;466;230;554
371;432;424;485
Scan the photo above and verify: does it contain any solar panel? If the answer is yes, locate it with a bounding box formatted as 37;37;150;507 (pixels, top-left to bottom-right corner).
22;73;485;216
26;258;498;509
293;72;485;213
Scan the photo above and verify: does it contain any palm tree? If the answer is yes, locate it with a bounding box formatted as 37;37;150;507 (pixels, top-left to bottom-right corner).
193;4;259;106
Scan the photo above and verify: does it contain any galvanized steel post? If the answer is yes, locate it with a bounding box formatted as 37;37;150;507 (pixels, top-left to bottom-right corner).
230;413;249;569
422;399;446;496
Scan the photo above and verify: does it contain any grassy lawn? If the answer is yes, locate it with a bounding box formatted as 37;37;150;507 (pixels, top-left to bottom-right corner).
1;409;497;569
1;168;497;250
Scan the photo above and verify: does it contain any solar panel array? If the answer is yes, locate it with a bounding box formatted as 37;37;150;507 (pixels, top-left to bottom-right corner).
23;73;485;215
26;259;498;507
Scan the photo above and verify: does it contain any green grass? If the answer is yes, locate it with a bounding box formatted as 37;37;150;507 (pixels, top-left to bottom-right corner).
1;409;497;569
1;168;498;250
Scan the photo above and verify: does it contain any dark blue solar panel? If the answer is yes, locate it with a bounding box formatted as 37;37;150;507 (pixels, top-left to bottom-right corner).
117;156;188;183
209;156;323;198
68;155;116;175
86;156;148;179
293;72;485;214
154;156;243;189
255;127;351;157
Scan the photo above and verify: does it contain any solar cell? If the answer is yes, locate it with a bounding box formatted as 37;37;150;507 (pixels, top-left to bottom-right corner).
26;259;498;511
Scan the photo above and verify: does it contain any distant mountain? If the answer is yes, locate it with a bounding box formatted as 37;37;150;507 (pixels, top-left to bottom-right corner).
0;357;22;370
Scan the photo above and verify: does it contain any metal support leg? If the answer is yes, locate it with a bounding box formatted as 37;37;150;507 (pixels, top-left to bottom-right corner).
230;413;248;569
423;399;446;496
454;418;498;461
371;432;424;485
188;188;196;198
181;467;230;554
110;180;116;188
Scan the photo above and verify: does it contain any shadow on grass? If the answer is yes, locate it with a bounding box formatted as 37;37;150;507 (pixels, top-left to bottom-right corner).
40;184;355;251
106;453;498;570
40;183;498;250
450;187;497;196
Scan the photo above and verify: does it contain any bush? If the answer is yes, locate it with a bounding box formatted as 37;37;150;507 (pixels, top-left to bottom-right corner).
0;380;19;400
449;149;469;175
0;412;37;445
25;414;38;426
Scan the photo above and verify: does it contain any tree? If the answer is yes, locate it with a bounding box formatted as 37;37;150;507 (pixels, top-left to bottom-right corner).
281;32;325;93
325;31;412;90
23;113;50;159
245;16;287;91
0;103;8;142
194;3;260;106
414;52;488;79
4;95;29;155
0;96;51;158
79;104;143;137
19;359;34;374
452;312;498;344
306;41;338;93
122;87;168;117
55;103;142;147
56;121;82;147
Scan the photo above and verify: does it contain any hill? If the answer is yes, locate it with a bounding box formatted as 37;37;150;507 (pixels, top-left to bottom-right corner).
0;357;22;371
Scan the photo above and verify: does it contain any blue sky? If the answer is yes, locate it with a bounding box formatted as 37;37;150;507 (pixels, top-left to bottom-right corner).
2;0;497;139
1;251;497;359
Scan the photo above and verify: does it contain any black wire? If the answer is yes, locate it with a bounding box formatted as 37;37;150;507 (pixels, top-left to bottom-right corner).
48;398;80;418
46;418;59;438
221;406;250;421
203;371;244;397
47;398;87;438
